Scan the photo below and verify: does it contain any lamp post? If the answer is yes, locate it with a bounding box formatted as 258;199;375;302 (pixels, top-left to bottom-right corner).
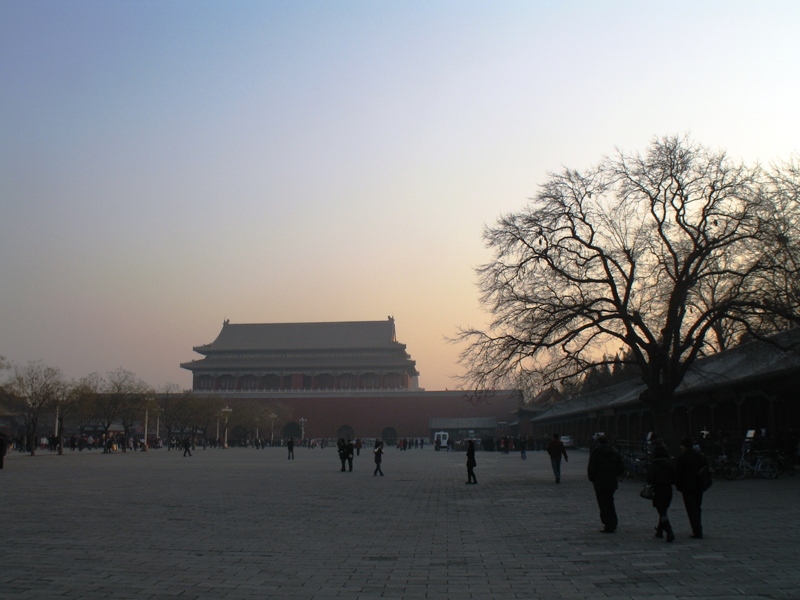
299;417;307;444
222;406;232;449
269;412;277;447
143;405;149;452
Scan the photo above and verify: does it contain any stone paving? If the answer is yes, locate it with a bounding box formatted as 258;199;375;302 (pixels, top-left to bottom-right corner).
1;444;799;599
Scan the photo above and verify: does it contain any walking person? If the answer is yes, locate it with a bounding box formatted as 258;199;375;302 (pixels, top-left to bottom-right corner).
0;432;8;469
676;436;708;539
546;433;569;483
346;440;355;472
647;441;676;542
587;435;624;533
520;436;527;460
182;437;192;457
337;439;347;472
373;440;384;476
465;439;478;484
287;437;294;460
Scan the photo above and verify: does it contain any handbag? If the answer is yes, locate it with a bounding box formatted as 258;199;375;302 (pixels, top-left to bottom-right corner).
639;483;655;500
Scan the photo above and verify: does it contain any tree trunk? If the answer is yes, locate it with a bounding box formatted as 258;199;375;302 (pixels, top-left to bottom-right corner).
645;389;681;455
57;415;64;455
27;423;37;456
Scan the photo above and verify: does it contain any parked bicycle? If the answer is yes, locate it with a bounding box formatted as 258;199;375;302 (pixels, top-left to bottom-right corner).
723;449;777;480
619;452;648;481
772;451;796;477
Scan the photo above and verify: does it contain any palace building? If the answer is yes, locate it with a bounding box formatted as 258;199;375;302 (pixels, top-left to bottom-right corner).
179;318;523;441
180;317;420;392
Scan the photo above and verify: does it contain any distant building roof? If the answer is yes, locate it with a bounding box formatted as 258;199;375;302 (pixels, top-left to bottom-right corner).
193;318;402;353
181;317;419;378
531;328;800;422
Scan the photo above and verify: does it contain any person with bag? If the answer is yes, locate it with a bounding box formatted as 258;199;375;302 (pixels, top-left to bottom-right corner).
676;436;709;539
646;441;676;542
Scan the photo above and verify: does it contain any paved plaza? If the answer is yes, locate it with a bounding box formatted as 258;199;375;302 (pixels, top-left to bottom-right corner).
1;444;799;599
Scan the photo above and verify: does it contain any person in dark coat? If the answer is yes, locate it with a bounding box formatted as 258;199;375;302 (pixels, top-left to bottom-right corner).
546;433;569;483
647;441;676;542
287;437;294;460
346;440;355;472
337;439;347;472
373;440;384;476
587;435;624;533
182;437;192;457
676;436;708;539
465;440;478;484
0;432;8;469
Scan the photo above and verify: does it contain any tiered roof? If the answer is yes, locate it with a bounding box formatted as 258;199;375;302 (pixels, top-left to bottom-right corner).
181;318;419;375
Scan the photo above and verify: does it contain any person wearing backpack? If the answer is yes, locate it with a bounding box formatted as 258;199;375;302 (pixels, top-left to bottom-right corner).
676;436;709;539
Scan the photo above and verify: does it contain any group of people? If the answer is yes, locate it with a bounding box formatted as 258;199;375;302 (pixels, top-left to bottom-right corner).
334;438;385;475
586;434;708;539
460;431;709;540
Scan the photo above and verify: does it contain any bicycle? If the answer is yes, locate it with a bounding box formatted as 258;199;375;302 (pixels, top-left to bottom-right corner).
773;451;796;477
620;452;648;481
730;450;778;480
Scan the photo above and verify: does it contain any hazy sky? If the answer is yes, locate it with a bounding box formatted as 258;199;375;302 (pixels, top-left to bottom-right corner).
2;1;799;391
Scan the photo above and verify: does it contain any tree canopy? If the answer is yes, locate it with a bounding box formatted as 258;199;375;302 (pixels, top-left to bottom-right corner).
457;136;800;450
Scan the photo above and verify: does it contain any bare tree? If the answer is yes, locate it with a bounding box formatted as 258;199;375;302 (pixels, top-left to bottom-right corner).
457;136;800;451
72;373;103;438
157;389;197;449
107;368;151;453
184;393;221;447
5;360;63;456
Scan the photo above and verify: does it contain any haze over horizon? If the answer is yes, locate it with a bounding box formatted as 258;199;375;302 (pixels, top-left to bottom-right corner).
2;1;799;391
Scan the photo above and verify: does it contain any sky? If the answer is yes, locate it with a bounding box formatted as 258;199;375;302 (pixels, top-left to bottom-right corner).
1;1;799;391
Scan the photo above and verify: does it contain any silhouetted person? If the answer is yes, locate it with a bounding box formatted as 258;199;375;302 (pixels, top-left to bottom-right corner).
587;436;624;533
647;441;676;542
676;436;708;539
466;440;477;484
0;432;8;469
287;437;294;460
337;439;347;472
183;438;192;457
547;433;569;483
346;440;355;471
373;440;384;476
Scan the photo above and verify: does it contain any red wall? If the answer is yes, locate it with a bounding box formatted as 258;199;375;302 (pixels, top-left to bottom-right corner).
210;391;521;439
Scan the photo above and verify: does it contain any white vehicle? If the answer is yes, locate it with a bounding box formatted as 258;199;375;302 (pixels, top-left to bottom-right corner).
560;435;575;448
434;431;449;449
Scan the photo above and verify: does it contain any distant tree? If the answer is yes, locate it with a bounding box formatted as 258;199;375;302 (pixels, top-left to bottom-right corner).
5;360;63;456
110;370;152;453
93;368;149;452
184;393;221;447
457;136;800;451
579;362;613;394
157;389;195;448
72;373;103;437
50;379;74;455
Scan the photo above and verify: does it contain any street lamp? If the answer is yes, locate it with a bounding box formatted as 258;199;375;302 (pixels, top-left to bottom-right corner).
222;406;232;448
269;412;277;447
143;404;149;452
299;417;307;444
